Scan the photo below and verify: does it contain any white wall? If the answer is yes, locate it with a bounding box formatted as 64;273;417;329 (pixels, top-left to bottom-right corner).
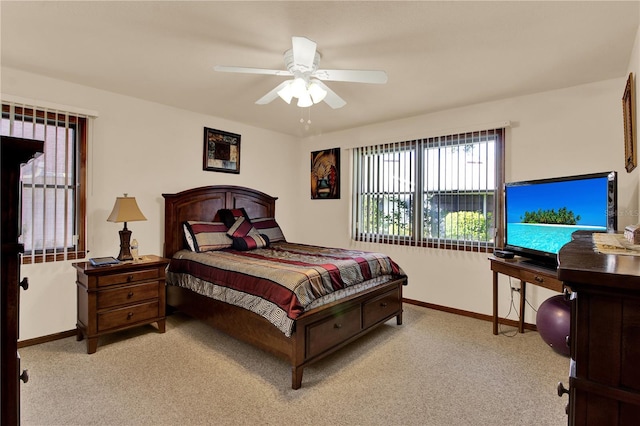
3;67;299;340
297;77;637;325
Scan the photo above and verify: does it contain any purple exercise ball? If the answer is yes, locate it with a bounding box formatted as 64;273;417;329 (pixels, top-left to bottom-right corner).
536;295;571;356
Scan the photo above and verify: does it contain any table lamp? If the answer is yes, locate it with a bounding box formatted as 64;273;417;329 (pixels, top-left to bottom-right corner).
107;194;147;261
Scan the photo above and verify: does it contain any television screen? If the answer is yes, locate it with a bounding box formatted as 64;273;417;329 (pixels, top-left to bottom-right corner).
504;171;617;266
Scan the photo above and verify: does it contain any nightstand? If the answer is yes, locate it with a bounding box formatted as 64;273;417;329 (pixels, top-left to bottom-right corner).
73;255;170;354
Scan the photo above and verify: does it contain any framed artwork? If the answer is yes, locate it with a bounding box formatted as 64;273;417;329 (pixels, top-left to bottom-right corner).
203;127;241;174
623;72;636;173
311;147;340;199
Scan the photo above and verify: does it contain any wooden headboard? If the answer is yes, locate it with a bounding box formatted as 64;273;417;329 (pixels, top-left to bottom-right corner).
162;185;278;259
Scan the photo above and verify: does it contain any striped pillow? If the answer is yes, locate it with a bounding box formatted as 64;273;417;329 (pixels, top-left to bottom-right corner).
226;216;255;238
183;221;232;252
251;217;286;243
226;216;270;250
232;233;269;251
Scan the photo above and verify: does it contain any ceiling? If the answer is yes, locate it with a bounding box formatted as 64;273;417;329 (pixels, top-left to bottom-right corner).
1;1;639;137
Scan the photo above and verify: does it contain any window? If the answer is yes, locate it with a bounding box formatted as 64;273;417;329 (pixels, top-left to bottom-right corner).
352;128;505;252
2;102;88;263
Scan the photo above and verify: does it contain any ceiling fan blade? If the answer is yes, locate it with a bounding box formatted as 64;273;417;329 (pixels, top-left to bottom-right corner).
291;36;317;71
313;69;388;84
214;65;292;77
255;81;291;105
312;80;346;109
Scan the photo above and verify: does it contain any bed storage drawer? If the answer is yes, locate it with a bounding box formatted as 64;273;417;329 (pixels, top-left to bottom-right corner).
363;288;401;329
98;301;159;332
306;306;361;358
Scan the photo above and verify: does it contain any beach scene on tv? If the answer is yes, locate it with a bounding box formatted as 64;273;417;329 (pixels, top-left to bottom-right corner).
506;177;608;254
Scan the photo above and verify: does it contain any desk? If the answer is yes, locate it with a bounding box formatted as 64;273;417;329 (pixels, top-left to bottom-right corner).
489;256;563;335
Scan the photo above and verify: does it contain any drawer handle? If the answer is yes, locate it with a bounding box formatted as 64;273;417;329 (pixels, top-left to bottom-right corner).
334;323;342;329
127;275;134;282
534;276;544;283
20;369;29;383
19;277;29;290
127;291;134;298
380;302;388;308
563;288;571;301
557;382;569;397
127;312;134;320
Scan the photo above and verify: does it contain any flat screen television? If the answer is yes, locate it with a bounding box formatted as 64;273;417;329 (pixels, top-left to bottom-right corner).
503;171;617;267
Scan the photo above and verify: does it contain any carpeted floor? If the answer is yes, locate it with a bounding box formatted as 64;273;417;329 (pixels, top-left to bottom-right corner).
19;304;569;425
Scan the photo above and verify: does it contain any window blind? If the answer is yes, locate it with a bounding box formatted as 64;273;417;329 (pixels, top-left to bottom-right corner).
1;100;91;263
352;127;505;252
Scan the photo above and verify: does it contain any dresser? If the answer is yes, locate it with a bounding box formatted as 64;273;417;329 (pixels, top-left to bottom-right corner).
1;136;43;426
73;255;169;353
557;232;640;425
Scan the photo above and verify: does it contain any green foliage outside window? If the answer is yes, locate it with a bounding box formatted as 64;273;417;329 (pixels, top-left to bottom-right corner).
361;195;412;236
444;211;491;241
363;194;492;243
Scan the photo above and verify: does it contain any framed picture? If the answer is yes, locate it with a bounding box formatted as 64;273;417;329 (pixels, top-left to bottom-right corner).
203;127;241;174
311;148;340;199
623;72;636;173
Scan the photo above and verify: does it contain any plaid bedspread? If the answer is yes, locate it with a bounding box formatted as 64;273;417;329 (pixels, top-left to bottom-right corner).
166;242;406;336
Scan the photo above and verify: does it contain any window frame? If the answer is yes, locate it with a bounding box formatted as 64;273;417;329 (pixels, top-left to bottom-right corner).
352;129;505;252
2;104;87;264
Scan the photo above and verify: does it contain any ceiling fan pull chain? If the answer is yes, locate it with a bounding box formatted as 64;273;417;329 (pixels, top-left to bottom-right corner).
299;108;312;130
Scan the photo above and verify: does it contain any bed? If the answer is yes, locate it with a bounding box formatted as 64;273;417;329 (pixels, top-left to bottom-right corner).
163;185;407;389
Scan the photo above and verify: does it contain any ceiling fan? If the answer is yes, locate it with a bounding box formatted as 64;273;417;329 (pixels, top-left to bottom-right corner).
214;36;388;109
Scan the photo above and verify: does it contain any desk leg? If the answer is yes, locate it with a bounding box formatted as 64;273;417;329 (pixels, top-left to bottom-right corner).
519;280;526;333
493;271;498;335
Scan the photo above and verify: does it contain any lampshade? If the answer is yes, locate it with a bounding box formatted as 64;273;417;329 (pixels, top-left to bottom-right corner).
277;82;294;104
297;91;313;108
308;81;327;104
107;195;147;223
290;78;307;98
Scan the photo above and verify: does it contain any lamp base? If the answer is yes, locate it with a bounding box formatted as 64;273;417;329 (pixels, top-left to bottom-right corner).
117;228;133;261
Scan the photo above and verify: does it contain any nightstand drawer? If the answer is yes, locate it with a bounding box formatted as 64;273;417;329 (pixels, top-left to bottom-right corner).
98;301;159;331
96;268;160;287
97;282;159;309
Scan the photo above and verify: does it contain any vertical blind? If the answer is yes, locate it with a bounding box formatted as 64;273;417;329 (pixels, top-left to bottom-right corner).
352;127;505;252
352;141;416;246
1;100;90;263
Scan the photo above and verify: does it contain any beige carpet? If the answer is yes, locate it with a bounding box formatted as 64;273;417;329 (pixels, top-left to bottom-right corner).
19;304;569;425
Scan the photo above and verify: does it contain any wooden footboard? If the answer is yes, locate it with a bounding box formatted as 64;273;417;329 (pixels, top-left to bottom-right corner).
167;276;404;389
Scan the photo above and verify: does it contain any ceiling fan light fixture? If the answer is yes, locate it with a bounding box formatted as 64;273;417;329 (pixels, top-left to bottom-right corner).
297;91;313;107
308;82;327;104
277;82;294;104
216;36;388;110
291;77;307;99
